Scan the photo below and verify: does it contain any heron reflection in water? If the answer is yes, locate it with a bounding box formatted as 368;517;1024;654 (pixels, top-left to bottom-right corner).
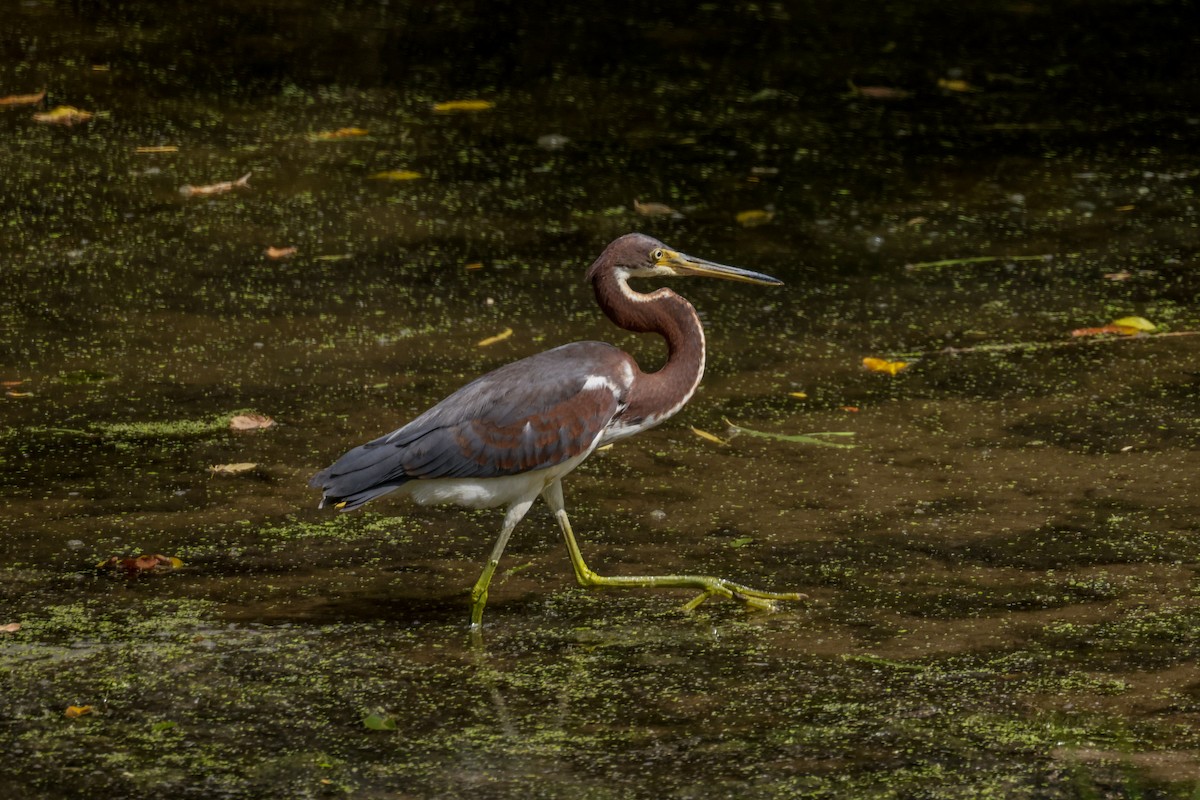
310;233;806;627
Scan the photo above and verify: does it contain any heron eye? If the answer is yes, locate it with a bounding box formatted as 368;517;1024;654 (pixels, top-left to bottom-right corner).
652;249;664;261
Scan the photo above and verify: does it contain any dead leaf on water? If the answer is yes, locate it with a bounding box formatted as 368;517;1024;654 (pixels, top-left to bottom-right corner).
65;705;94;718
97;554;184;572
432;99;495;113
1110;316;1156;332
937;78;978;93
311;127;369;141
736;209;774;227
0;622;21;634
1072;316;1156;337
265;246;297;260
862;357;910;375
210;462;258;476
136;145;179;154
464;262;484;271
369;170;422;181
33;105;94;125
633;199;681;218
477;328;513;347
0;89;46;107
229;413;275;431
6;390;33;398
690;426;729;446
179;172;251;197
788;391;808;399
850;84;912;100
1103;271;1132;281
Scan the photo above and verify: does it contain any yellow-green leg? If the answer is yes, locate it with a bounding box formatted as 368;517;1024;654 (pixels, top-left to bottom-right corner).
470;497;535;628
541;480;806;612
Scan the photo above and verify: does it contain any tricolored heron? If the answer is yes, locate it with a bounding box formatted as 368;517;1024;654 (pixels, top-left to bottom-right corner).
310;233;805;627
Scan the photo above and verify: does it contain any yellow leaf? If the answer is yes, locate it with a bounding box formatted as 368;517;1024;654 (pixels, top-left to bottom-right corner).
862;357;910;376
311;127;368;141
432;99;495;113
209;462;258;476
1109;316;1155;332
690;426;729;446
477;328;513;347
369;170;422;181
136;145;179;153
788;391;808;399
0;89;46;107
735;209;774;227
65;705;93;718
937;78;977;92
464;262;484;271
32;105;93;125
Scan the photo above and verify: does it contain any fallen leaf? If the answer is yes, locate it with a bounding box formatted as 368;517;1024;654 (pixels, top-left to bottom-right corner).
311;127;369;141
0;623;20;634
265;246;297;260
852;85;912;100
363;712;397;730
229;413;275;431
840;406;860;413
477;328;513;347
690;426;729;446
209;462;258;476
727;536;756;548
788;391;808;399
736;209;775;227
937;78;978;93
179;172;251;198
5;390;33;398
432;99;495;113
97;554;184;572
1;379;24;387
464;262;484;271
369;170;422;181
0;89;46;107
723;418;857;448
33;105;94;125
906;216;928;226
633;199;681;217
136;145;179;153
1114;204;1135;212
862;357;910;375
65;705;93;718
1103;271;1132;281
1110;316;1156;332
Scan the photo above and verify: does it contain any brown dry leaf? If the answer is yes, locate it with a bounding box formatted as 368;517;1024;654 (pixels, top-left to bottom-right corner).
464;262;485;271
432;99;495;113
65;705;93;718
1103;271;1132;281
0;89;46;107
853;85;912;100
312;127;369;141
369;170;422;181
179;172;251;198
736;209;775;227
477;328;513;347
6;390;33;398
1;379;24;387
33;105;94;125
97;554;184;572
862;357;910;376
209;462;258;476
633;199;680;217
136;145;179;154
0;622;21;634
265;246;297;260
690;426;729;446
229;413;275;431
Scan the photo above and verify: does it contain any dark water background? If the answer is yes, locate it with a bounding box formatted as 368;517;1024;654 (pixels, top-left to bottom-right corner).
2;1;1199;797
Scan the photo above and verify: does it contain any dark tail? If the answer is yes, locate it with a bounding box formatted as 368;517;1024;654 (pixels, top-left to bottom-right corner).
309;441;409;511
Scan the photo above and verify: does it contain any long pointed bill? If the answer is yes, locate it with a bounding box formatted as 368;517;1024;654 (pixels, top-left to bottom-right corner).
659;249;783;285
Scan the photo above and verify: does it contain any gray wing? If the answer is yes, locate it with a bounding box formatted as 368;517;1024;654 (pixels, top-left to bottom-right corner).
310;342;632;509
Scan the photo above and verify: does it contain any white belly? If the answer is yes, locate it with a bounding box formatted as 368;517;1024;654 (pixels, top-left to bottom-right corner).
400;450;593;509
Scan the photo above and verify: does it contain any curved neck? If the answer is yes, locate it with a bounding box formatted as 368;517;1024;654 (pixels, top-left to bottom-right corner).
592;268;706;425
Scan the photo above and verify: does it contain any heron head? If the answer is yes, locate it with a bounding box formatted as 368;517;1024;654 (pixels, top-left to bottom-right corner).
587;232;783;286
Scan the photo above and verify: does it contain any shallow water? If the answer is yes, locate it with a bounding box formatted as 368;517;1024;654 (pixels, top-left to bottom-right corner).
2;1;1199;797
